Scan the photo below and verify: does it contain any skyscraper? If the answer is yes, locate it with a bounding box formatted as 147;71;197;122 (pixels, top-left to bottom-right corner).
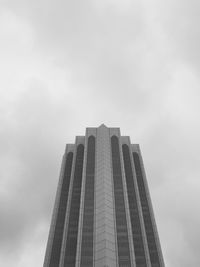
44;124;165;267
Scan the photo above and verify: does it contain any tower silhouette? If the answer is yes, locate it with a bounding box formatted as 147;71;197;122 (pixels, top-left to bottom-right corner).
44;125;165;267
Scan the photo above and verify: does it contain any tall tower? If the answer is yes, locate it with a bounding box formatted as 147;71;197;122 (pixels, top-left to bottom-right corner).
44;125;165;267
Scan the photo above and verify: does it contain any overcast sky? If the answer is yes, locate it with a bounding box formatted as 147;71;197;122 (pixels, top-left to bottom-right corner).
1;0;200;266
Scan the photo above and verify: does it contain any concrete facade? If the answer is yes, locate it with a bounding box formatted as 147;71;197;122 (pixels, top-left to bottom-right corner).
44;125;165;267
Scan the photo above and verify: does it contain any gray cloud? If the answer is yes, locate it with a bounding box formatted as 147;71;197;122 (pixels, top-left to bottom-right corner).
0;0;200;266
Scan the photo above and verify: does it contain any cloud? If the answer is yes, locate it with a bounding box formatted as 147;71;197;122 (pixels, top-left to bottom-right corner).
0;0;200;266
145;0;200;68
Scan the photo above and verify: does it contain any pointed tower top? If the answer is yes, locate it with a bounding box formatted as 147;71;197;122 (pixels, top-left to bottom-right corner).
99;123;107;128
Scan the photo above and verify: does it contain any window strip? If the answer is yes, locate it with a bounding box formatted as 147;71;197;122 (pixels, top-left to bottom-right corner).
122;145;147;266
111;136;131;267
64;144;84;266
49;152;73;267
133;152;161;266
80;136;95;266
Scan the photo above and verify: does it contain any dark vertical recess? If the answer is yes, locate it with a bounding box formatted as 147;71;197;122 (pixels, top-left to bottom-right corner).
122;145;147;267
111;136;131;267
49;152;73;267
80;136;95;267
64;144;84;266
133;152;161;267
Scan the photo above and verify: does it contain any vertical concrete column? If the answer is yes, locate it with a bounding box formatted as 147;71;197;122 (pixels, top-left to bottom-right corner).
121;139;151;267
132;144;165;267
59;137;85;267
120;136;137;267
44;144;74;267
94;124;117;267
76;128;97;267
43;153;66;267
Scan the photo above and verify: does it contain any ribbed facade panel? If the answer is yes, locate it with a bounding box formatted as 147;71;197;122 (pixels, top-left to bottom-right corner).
122;144;147;267
80;136;95;266
63;143;84;266
48;152;73;267
111;136;131;267
132;149;164;267
44;144;75;267
94;125;117;267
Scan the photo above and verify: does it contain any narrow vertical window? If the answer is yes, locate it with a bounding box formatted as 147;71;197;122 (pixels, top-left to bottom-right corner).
49;152;73;267
111;136;131;267
80;136;95;266
122;145;147;266
133;152;160;267
64;144;84;266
